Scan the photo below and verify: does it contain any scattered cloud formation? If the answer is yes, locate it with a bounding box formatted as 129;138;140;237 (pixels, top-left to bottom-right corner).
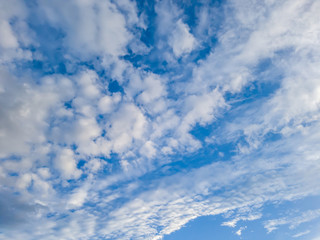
1;0;320;239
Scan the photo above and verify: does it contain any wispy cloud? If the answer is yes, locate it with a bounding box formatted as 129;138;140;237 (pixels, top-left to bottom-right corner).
265;209;320;233
292;230;311;238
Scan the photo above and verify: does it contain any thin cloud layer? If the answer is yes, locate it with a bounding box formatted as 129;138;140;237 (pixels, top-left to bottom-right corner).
1;0;320;239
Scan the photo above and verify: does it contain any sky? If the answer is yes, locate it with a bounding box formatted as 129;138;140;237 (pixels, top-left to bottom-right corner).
0;0;320;239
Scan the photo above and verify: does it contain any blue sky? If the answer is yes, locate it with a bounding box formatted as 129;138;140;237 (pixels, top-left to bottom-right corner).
1;0;320;239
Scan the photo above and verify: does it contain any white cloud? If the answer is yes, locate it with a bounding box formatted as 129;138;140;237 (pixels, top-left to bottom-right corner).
0;0;35;65
38;0;135;58
180;88;225;129
98;93;121;114
222;213;261;228
68;188;88;209
293;230;311;238
139;141;156;159
155;0;197;60
93;120;320;239
0;69;70;158
235;226;246;236
155;0;181;37
264;209;320;233
16;173;32;190
169;19;197;57
77;70;101;99
37;168;51;179
74;117;101;144
137;73;167;105
55;148;82;180
107;103;147;154
0;20;19;49
199;0;320;155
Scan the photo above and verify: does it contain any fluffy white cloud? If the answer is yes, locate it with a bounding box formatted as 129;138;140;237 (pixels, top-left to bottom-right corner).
169;19;197;57
37;0;138;58
68;188;88;209
98;93;121;114
137;73;167;105
55;148;82;180
155;0;197;60
0;0;34;64
107;103;147;154
0;20;19;49
0;69;71;158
